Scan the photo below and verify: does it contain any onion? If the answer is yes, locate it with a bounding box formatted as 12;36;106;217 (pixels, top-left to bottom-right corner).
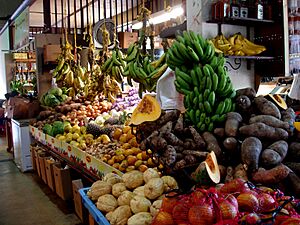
237;193;259;212
258;193;276;212
219;200;238;220
188;204;215;225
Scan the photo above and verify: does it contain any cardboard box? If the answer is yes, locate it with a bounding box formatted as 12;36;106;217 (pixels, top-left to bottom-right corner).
118;32;138;49
53;163;73;200
38;153;47;183
44;44;61;63
45;158;55;191
72;179;84;221
35;150;41;177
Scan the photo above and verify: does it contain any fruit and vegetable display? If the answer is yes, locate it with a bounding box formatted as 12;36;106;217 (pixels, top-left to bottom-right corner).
87;169;178;225
210;33;267;56
152;179;300;225
167;30;236;132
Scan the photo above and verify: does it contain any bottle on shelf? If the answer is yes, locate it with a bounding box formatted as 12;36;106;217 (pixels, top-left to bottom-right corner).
263;0;272;20
212;0;231;19
230;0;240;18
256;0;264;19
240;0;249;18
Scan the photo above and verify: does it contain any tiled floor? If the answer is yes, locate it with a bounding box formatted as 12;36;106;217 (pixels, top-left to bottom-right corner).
0;137;82;225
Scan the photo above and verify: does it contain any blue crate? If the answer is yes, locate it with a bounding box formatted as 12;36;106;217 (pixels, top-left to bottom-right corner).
79;188;110;225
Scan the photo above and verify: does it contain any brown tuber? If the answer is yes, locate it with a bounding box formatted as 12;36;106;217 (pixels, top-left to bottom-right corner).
249;115;289;130
223;137;238;153
288;142;300;160
261;141;288;167
189;126;206;148
157;110;180;126
202;132;222;159
241;137;262;172
162;145;177;166
239;122;288;141
225;112;243;137
174;114;184;134
252;164;290;184
163;132;183;146
254;96;281;119
236;87;257;99
214;128;225;138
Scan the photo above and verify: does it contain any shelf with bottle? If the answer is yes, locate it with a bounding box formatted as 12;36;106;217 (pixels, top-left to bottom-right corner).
209;0;274;26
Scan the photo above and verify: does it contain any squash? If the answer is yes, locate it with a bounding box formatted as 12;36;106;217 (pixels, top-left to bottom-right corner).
110;205;132;225
143;168;160;183
112;183;127;198
96;194;118;213
122;170;144;189
130;94;161;125
294;122;300;132
267;94;287;110
117;191;135;206
144;178;164;200
87;181;112;201
204;151;220;184
150;199;162;217
103;173;122;185
130;195;152;213
127;212;153;225
133;186;145;196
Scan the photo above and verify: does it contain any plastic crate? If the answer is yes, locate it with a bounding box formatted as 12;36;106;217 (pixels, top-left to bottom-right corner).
79;188;110;225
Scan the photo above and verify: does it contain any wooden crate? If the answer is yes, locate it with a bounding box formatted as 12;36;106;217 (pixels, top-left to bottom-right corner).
45;158;55;191
53;163;73;200
118;32;138;49
30;146;37;171
44;44;61;63
72;179;84;221
89;214;96;225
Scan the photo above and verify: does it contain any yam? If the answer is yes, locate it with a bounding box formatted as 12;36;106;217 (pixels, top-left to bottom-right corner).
159;121;173;134
254;96;281;119
252;164;290;184
241;137;262;172
174;114;184;134
189;126;206;148
157;110;180;126
249;115;289;130
239;122;288;141
182;150;208;158
223;137;238;153
236;87;256;99
282;108;296;136
261;149;282;167
225;112;243;137
162;145;176;166
214;128;225;138
202;132;222;159
163;132;183;146
236;95;252;111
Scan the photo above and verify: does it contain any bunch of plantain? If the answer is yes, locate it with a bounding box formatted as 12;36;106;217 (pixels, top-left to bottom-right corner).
123;43;168;96
167;30;236;132
101;48;126;83
210;33;266;56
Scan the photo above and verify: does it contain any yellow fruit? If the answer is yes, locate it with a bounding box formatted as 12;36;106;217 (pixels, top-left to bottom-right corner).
139;165;148;172
85;134;94;139
124;149;134;156
147;158;156;167
122;143;131;149
80;126;87;134
71;125;80;134
132;147;142;155
137;153;143;160
126;166;135;172
72;133;80;140
119;134;127;143
114;154;125;163
127;155;138;166
128;137;138;147
115;148;125;155
58;135;66;141
295;122;300;132
113;128;123;140
79;142;87;150
134;159;143;168
99;134;111;144
122;126;131;134
64;124;72;132
66;133;73;142
70;141;79;147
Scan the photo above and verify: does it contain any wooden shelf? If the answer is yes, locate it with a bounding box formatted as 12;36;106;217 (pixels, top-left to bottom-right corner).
225;55;275;60
15;58;36;63
207;17;275;26
16;70;36;73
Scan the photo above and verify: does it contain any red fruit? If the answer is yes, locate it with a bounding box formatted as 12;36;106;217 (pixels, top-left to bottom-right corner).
161;193;178;214
188;204;215;225
237;193;259;212
220;178;249;194
245;213;261;224
280;218;300;225
219;200;238;220
152;211;175;225
191;190;205;204
225;194;239;209
258;193;276;212
172;204;189;224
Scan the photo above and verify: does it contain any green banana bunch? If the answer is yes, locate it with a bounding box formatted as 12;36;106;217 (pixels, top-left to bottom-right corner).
169;30;236;132
123;44;168;96
101;48;126;83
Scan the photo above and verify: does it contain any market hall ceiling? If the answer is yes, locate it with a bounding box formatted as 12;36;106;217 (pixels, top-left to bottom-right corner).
0;0;23;30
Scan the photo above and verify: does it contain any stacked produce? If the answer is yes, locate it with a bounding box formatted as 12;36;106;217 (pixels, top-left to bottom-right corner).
111;88;140;112
167;30;236;132
123;43;168;96
152;179;300;225
87;169;178;225
210;33;267;56
86;126;157;172
40;87;69;107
